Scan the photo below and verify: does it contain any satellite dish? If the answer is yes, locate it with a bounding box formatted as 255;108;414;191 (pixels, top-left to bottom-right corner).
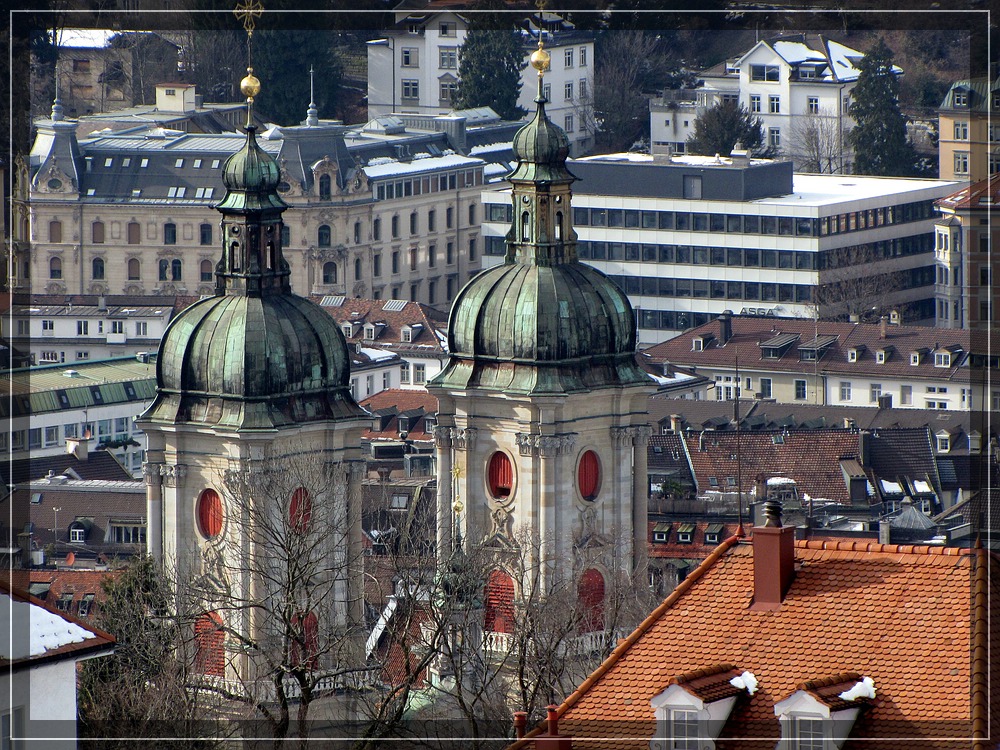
65;551;76;567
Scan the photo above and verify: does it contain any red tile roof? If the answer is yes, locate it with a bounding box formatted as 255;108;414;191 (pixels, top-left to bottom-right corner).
514;538;998;749
310;297;449;355
360;389;438;442
642;315;977;384
936;172;1000;211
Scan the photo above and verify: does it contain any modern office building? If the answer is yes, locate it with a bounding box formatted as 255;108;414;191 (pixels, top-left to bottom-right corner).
480;152;958;345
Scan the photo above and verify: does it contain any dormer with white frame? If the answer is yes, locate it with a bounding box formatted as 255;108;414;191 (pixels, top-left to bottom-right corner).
364;321;387;341
692;333;715;352
909;347;929;366
846;344;866;363
875;345;894;364
400;323;423;343
932;344;962;368
650;664;756;750
774;674;875;750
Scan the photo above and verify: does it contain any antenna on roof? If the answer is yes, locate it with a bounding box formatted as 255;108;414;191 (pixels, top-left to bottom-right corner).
735;346;745;530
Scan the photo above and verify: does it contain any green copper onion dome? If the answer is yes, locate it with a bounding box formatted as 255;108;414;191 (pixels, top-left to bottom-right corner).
142;99;363;430
431;50;648;396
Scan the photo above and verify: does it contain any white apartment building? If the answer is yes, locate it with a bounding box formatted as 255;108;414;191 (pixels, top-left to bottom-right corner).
480;153;958;346
367;9;594;155
5;356;158;476
651;35;878;173
7;296;174;365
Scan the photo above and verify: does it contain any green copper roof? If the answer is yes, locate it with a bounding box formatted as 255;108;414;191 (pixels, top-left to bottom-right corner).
508;95;573;183
143;293;363;430
215;125;288;214
435;261;648;394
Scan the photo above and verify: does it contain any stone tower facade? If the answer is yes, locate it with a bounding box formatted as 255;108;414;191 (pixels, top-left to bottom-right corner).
137;77;369;682
427;44;654;600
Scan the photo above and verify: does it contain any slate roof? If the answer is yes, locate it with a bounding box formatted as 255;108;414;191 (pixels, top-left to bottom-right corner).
683;428;863;504
938;76;999;112
3;449;133;488
517;538;998;749
10;478;145;557
642;315;975;385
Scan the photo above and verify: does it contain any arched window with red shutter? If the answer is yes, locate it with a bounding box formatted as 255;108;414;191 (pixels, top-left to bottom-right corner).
196;489;223;539
578;450;601;500
194;611;225;676
487;452;513;499
484;570;515;634
578;568;605;633
289;487;312;533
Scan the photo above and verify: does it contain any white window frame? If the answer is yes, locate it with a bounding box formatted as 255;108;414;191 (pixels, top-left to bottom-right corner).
839;381;852;401
750;94;761;113
769;94;780;113
807;96;819;113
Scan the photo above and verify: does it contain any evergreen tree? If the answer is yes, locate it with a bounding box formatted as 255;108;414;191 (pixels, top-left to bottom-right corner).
847;38;919;177
253;29;344;126
686;100;771;157
453;23;525;120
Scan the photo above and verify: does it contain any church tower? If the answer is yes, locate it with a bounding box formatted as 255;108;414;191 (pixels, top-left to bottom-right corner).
137;57;369;681
427;40;654;602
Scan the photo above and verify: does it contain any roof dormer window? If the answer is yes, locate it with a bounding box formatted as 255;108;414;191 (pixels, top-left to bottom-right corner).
876;349;888;364
774;675;874;750
910;352;921;366
848;349;858;362
364;325;376;340
342;324;354;339
935;431;951;453
651;665;754;750
934;352;951;367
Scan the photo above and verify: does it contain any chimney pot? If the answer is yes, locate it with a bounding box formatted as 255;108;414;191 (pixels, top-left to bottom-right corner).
752;499;796;610
879;316;888;339
547;706;559;736
513;711;527;740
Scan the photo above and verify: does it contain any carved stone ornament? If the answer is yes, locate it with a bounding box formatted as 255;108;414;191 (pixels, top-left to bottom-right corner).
451;428;478;450
435;428;453;449
489;504;513;543
515;432;576;457
159;463;188;488
574;506;609;552
33;158;75;194
143;462;162;486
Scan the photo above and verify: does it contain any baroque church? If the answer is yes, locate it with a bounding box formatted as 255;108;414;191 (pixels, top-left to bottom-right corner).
139;36;652;684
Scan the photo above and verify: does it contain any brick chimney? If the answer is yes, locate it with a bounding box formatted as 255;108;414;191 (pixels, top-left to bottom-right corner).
751;500;796;611
718;310;733;345
669;414;683;433
65;435;89;461
879;315;888;339
534;705;573;749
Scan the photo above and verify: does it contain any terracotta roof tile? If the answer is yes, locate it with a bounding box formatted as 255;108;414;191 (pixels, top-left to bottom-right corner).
515;539;998;749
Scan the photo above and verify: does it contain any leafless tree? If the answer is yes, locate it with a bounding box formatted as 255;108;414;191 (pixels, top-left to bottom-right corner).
789;108;848;174
180;450;370;750
812;244;907;321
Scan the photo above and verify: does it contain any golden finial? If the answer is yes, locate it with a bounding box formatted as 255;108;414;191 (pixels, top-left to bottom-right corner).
451;465;463;480
529;36;550;77
453;498;464;515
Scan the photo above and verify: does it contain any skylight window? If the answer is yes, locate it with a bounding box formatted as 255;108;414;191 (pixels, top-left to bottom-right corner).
166;187;187;198
103;157;113;167
122;157;131;167
211;159;221;169
175;158;184;168
140;158;149;168
194;159;203;168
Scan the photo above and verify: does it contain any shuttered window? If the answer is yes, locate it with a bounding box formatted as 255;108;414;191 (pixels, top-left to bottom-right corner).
194;611;225;676
578;450;600;500
487;452;513;498
484;570;515;633
196;488;223;538
578;568;605;632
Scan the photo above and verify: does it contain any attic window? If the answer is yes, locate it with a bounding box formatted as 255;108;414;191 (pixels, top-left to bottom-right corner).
799;66;817;79
402;328;412;343
194;159;202;168
772;434;785;445
364;325;376;340
934;352;951;367
954;91;968;107
936;433;951;453
390;494;409;510
174;158;184;168
708;476;719;487
103;157;113;167
693;338;705;351
876;350;887;364
910;352;921;365
848;349;858;362
342;324;353;338
140;158;149;168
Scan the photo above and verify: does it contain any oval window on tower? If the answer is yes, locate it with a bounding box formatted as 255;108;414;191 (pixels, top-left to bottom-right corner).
196;488;224;539
578;450;601;501
487;452;514;499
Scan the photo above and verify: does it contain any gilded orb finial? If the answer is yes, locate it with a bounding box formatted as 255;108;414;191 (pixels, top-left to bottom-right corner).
241;66;261;101
529;37;550;77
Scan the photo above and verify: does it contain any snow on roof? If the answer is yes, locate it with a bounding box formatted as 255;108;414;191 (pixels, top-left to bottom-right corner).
772;41;827;65
880;479;904;494
768;174;959;207
839;676;877;701
647;371;697;386
434;328;450;352
363;153;483;179
359;346;397;363
54;28;119;48
469;142;514;155
912;479;933;494
767;476;796;486
1;593;97;659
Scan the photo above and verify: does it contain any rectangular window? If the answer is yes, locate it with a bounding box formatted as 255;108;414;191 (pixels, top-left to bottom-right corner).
77;320;88;335
135;321;148;336
401;48;418;67
750;94;761;113
565;48;574;68
200;224;212;245
954;152;969;175
954;121;969;140
44;426;59;447
414;363;426;384
750;64;779;82
840;381;852;401
400;362;411;384
670;709;699;750
870;383;882;403
769;95;780;113
111;320;124;334
769;127;781;147
42;320;55;331
807;96;819;114
564;81;574;100
439;80;456;102
759;378;772;398
401;79;419;99
439;47;457;69
795;379;807;400
564;114;575;133
580;46;587;66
